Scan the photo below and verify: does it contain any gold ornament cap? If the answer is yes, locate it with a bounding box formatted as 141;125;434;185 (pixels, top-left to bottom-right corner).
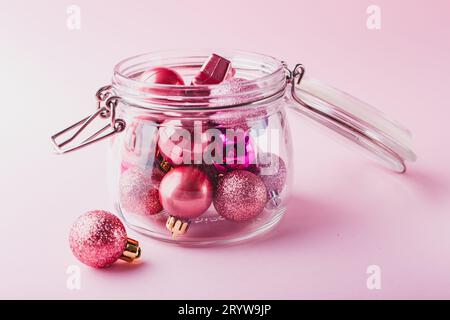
119;238;141;262
160;159;171;173
166;216;189;238
156;149;172;173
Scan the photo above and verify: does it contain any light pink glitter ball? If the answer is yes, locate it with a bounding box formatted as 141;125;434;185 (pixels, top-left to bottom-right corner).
213;170;267;222
119;167;163;216
210;78;268;132
257;153;287;193
69;211;127;268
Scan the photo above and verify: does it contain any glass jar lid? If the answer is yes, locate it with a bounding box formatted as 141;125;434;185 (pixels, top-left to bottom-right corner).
289;64;416;173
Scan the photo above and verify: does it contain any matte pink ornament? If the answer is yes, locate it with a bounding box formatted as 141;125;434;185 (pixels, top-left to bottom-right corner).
213;170;267;222
69;211;141;268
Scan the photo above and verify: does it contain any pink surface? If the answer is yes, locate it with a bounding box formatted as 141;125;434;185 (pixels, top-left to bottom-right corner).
1;0;449;299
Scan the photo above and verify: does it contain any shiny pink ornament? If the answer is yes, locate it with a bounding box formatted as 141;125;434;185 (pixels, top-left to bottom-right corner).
140;67;185;85
157;120;211;166
69;211;138;268
140;67;185;99
120;115;159;173
213;170;267;222
213;133;256;173
119;167;163;216
159;166;213;219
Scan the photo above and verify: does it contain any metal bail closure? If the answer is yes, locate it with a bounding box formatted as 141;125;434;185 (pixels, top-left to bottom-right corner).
287;64;416;173
51;86;126;154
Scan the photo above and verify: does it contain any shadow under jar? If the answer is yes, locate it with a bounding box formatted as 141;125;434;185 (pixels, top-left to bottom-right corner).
51;49;416;246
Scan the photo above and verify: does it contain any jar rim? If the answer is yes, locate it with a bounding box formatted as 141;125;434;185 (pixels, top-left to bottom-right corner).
111;49;287;111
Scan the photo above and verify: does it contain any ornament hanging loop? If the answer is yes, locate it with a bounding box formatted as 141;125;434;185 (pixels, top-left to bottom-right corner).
50;86;126;154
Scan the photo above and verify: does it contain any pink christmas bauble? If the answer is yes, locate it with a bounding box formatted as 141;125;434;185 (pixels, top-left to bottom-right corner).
120;115;160;173
139;67;185;99
213;170;267;222
213;132;256;173
69;211;127;268
257;153;287;193
210;78;268;132
157;120;211;166
119;167;163;216
159;166;213;219
140;67;185;85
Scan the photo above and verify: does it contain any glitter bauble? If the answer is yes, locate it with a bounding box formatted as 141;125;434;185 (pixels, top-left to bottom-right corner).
69;211;140;268
210;78;268;132
119;167;163;216
257;153;287;193
211;108;268;133
213;170;267;222
159;166;213;219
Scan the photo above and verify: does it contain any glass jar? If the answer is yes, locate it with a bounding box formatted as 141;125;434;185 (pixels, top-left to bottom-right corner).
52;50;416;245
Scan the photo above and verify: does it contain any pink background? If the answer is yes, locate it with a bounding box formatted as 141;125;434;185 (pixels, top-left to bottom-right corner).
1;0;449;299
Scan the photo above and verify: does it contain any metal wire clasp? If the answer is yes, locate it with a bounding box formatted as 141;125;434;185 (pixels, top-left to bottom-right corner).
51;86;126;154
283;62;304;82
283;62;309;109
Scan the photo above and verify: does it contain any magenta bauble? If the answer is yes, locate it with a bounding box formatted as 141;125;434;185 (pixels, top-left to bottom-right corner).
213;132;256;173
